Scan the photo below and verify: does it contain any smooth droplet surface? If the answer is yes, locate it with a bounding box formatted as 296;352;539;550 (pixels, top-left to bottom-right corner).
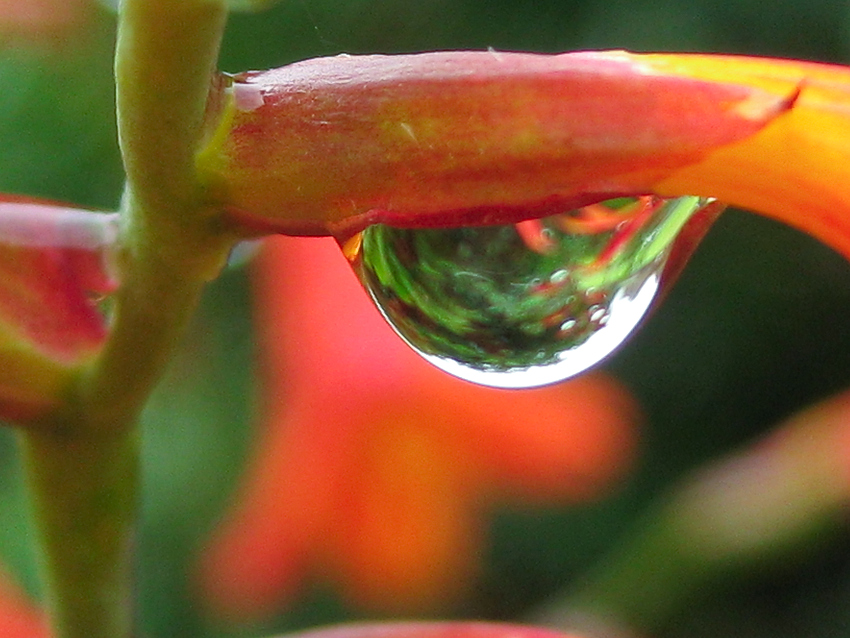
342;196;715;389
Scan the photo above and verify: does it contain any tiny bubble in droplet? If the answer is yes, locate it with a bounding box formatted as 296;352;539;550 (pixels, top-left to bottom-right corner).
588;305;607;324
550;269;569;285
560;318;578;332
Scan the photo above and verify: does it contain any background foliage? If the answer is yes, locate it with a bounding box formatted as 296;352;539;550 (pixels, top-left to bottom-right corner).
3;1;850;636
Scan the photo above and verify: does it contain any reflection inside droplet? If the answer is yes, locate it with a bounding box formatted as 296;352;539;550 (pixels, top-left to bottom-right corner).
340;196;718;389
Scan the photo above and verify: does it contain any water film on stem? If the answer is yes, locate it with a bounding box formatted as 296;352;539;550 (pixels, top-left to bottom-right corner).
340;196;717;389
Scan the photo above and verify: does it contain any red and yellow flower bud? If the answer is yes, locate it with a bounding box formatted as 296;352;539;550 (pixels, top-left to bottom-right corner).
200;50;794;238
0;199;116;423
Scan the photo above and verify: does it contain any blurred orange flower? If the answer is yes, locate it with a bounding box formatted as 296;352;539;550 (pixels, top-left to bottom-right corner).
0;565;47;638
273;621;595;638
0;0;92;44
197;235;640;620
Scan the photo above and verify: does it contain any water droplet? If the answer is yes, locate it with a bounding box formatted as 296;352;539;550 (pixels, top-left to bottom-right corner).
341;196;717;389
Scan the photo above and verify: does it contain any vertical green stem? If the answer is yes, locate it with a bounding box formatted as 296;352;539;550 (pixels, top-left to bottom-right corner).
19;2;232;638
20;427;138;638
88;0;232;426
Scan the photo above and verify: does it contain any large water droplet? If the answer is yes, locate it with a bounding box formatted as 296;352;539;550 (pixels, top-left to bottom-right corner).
341;196;717;389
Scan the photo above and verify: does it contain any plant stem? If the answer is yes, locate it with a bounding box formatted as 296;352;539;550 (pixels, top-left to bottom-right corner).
19;427;138;638
87;0;233;427
20;2;233;638
531;428;849;636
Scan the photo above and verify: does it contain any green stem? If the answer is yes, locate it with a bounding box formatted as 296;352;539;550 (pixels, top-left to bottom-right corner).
19;427;138;638
536;497;710;633
86;0;233;428
20;2;233;638
532;445;847;636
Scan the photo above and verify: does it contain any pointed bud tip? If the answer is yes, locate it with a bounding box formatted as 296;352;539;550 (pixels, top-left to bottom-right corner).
732;80;800;122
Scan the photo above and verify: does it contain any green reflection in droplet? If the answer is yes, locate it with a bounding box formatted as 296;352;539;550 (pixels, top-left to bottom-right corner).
347;196;712;388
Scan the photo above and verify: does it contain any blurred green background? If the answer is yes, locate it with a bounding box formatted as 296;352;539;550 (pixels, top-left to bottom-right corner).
4;1;850;637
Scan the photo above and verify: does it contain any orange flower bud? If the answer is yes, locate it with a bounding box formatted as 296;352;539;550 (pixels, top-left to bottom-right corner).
0;198;116;422
200;50;792;237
